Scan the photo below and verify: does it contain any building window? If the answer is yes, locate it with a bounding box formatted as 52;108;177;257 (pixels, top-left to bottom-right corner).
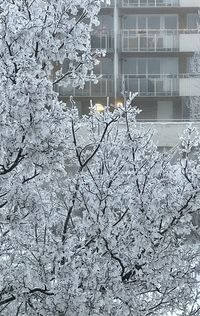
94;58;114;75
187;14;199;29
122;58;178;75
122;15;178;30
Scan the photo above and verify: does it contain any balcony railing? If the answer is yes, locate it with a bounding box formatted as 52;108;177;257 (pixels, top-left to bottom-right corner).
120;0;200;7
101;0;115;7
121;29;179;52
55;75;114;97
91;31;114;51
55;74;200;98
120;0;179;7
121;74;179;96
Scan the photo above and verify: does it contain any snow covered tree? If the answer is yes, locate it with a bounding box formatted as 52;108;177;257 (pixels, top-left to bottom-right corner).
1;1;200;315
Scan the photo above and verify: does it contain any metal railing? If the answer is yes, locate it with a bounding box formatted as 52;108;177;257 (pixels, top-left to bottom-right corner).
121;74;179;96
101;0;115;7
121;29;179;52
55;75;114;97
55;73;200;98
91;31;114;51
120;0;180;7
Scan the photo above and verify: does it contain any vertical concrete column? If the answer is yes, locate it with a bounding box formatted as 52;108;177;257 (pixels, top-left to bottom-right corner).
114;0;119;103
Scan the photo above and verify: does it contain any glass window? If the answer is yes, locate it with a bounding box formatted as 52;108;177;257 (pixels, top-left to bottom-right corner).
147;37;155;50
129;0;139;6
130;78;138;93
138;16;146;29
148;0;155;6
123;59;137;74
129;37;138;51
148;79;155;95
99;16;113;30
91;36;100;49
148;59;160;74
160;58;178;75
102;59;114;75
140;79;148;94
62;59;70;73
148;16;160;29
123;16;136;29
164;16;177;29
123;37;129;51
140;37;148;50
138;59;146;74
187;14;199;29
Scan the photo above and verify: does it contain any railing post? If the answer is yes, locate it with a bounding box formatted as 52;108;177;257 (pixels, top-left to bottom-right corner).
138;34;140;52
170;78;173;96
138;78;140;95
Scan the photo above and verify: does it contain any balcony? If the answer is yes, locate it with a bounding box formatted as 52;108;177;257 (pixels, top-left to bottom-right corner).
91;31;114;52
121;74;179;96
119;0;199;7
55;75;114;97
121;29;179;52
121;74;200;97
120;0;179;7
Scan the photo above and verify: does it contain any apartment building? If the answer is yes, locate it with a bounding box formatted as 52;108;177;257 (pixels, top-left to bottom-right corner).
56;0;200;122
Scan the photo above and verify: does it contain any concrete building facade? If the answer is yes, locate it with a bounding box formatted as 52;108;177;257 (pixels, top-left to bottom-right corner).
56;0;200;124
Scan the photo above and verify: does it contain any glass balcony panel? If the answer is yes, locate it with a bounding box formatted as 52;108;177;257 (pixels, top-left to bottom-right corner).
129;37;138;51
157;37;164;50
163;35;174;50
91;81;105;96
140;0;147;6
140;37;148;50
156;80;164;95
187;14;199;29
121;0;180;7
91;36;100;49
124;76;138;92
91;33;114;51
108;78;114;95
148;0;155;6
148;79;156;95
140;79;148;95
122;37;129;51
121;31;178;52
121;75;179;97
74;82;90;97
147;37;155;51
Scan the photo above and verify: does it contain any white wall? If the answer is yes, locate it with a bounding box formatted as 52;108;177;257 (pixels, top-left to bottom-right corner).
180;0;200;7
138;122;200;147
157;101;173;120
180;34;200;52
180;78;200;97
78;123;200;149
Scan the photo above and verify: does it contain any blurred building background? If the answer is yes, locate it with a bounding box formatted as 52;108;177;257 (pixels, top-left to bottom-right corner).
55;0;200;147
